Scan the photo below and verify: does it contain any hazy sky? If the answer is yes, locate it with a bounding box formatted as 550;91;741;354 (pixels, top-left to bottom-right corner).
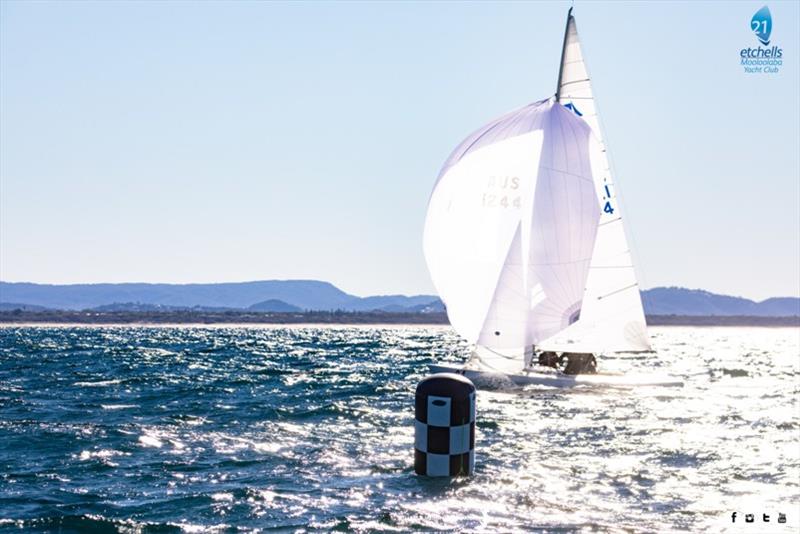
1;1;798;300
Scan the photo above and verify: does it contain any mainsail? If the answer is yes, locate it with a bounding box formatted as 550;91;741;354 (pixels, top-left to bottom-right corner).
423;99;605;372
546;8;652;353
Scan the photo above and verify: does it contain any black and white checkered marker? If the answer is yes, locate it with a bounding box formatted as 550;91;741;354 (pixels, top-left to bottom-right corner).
414;373;476;477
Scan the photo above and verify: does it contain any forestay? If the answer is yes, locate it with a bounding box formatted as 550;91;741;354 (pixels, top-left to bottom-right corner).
423;99;603;362
549;9;651;353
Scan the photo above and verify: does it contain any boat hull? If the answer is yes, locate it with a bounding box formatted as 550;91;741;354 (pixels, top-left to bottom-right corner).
429;365;684;388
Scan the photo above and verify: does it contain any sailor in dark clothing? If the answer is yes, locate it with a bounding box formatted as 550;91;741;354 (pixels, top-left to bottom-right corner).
537;351;560;369
559;352;598;375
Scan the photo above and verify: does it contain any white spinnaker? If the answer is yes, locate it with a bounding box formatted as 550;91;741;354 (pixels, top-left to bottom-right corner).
550;10;651;353
423;99;603;370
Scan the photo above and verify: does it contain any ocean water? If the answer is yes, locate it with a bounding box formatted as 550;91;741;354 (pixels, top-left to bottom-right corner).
0;325;797;533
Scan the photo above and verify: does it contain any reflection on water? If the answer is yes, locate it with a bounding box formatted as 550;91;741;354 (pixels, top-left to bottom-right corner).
0;326;797;531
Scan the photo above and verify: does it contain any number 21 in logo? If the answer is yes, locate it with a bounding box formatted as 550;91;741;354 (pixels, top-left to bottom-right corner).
751;5;772;46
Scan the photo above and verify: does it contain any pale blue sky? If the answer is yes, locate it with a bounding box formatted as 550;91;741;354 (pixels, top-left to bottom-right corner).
1;1;798;300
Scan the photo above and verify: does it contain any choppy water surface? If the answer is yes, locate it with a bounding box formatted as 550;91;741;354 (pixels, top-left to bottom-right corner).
0;326;798;532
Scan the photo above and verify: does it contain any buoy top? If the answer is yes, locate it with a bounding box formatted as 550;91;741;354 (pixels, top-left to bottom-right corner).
415;373;475;398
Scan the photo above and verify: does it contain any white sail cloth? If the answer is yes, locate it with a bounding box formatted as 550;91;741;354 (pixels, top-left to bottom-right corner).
423;99;603;353
552;11;651;352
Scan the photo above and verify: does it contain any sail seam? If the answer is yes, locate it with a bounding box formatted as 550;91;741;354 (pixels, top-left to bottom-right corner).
560;109;575;302
526;257;594;266
543;110;574;309
539;165;595;184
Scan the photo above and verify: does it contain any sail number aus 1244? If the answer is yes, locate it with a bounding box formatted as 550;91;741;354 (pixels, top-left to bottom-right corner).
482;175;521;209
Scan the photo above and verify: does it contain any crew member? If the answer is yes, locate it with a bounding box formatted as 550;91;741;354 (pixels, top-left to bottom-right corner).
560;352;597;375
537;351;560;369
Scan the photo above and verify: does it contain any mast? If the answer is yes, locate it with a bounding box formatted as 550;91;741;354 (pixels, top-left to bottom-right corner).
555;7;573;100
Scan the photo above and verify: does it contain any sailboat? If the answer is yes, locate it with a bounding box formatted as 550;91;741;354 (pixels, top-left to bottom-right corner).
424;9;681;388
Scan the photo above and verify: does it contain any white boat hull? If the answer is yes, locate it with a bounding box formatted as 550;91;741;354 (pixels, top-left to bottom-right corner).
429;365;684;388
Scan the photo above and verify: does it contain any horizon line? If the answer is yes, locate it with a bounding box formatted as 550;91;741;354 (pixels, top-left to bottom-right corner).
1;279;798;302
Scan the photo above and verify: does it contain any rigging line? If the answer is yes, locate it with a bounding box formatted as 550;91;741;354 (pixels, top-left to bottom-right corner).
597;283;638;300
479;345;526;360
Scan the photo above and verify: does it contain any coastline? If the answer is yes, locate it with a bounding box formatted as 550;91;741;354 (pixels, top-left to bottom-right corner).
0;311;797;328
0;322;454;329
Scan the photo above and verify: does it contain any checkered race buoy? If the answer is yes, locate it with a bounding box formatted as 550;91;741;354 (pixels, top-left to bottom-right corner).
414;373;476;477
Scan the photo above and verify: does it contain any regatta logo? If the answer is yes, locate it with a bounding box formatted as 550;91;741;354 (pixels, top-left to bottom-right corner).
751;5;772;44
740;5;783;74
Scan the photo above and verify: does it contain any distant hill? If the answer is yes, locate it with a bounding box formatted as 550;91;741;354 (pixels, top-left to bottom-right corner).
640;287;800;317
91;302;185;312
0;281;797;317
0;302;49;312
0;280;439;313
378;300;447;313
89;302;237;312
349;295;445;312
